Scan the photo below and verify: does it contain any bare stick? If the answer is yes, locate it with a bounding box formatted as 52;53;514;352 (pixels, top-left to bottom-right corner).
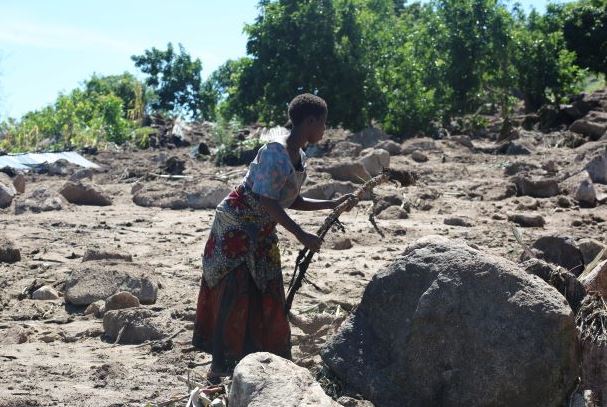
285;172;390;313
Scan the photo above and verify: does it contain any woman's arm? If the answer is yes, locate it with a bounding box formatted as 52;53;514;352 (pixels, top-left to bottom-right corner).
259;196;322;252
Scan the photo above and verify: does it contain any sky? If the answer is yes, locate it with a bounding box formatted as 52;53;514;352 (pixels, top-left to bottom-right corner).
0;0;558;120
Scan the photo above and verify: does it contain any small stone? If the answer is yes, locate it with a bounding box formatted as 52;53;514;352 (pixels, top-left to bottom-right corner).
375;140;402;155
557;196;573;208
84;300;106;318
444;217;473;227
332;238;353;251
577;238;607;265
32;285;60;301
377;206;409;220
411;151;429;163
0;238;21;263
105;291;140;311
508;213;546;228
12;173;25;193
69;168;94;182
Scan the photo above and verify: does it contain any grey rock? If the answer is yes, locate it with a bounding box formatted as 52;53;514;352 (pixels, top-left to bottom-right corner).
103;308;169;344
349;127;388;148
507;213;546;227
12;173;25;194
375;140;401;155
570;111;607;140
521;258;586;312
410;151;428;163
321;236;579;407
59;181;112;206
69;168;94;182
0;174;16;208
579;260;607;298
377;206;409;220
578;238;607;266
64;261;158;305
444;216;473;227
105;291;140;311
529;235;585;276
401;139;438;155
317;162;370;184
332;238;353;251
302;181;358;200
82;248;133;262
513;176;560;198
585;148;607;184
229;352;338;407
359;148;390;176
31;285;60;301
0;238;21;263
329;141;363;158
84;300;106;318
185;185;231;209
14;187;66;214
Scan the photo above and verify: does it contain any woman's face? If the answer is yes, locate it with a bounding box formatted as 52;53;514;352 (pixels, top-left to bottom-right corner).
303;115;326;144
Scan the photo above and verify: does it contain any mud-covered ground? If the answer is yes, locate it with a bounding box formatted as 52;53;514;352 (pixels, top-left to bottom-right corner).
1;127;606;406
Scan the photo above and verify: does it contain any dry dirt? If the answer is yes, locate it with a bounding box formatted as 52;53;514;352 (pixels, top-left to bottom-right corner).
1;133;606;406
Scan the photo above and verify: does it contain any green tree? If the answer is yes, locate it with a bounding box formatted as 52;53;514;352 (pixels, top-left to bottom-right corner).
131;43;204;118
560;0;607;76
84;72;149;122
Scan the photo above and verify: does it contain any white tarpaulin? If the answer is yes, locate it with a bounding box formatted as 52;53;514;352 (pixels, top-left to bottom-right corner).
0;151;100;171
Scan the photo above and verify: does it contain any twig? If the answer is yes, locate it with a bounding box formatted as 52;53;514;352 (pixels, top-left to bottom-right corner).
285;172;389;313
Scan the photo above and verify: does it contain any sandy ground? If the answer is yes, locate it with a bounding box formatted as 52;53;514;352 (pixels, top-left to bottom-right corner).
1;132;606;406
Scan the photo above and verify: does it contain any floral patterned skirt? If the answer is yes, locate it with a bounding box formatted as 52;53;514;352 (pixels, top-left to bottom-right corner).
192;185;291;369
192;263;291;369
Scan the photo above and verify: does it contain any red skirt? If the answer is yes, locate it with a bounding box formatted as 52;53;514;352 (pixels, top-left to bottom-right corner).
192;263;291;369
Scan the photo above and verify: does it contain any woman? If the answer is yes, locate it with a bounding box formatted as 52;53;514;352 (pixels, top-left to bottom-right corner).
193;93;352;380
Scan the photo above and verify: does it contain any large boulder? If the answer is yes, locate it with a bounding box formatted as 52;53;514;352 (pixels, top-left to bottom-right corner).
321;236;579;407
64;262;158;305
562;170;597;206
14;187;66;214
585;148;607;184
579;260;607;298
358;148;390;176
59;181;112;206
229;352;338;407
103;308;169;344
570;111;607;141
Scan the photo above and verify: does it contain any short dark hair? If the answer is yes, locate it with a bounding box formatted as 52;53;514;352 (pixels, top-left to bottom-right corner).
287;94;327;128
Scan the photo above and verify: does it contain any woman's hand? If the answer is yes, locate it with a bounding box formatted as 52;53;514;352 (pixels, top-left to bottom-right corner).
297;231;323;252
332;193;356;210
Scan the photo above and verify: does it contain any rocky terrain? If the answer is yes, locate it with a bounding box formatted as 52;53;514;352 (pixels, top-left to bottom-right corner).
1;89;607;406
